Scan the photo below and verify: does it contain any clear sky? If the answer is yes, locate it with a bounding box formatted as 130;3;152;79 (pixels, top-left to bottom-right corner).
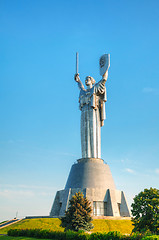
0;0;159;222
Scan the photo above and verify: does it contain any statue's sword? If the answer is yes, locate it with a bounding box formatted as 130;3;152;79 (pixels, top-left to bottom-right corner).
76;52;78;74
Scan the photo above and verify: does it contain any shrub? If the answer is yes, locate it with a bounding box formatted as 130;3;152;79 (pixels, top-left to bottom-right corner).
8;228;89;240
61;192;93;232
8;228;159;240
89;231;123;240
131;188;159;234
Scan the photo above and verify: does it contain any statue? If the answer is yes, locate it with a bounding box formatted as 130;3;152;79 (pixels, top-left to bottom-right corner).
74;54;110;159
50;53;131;218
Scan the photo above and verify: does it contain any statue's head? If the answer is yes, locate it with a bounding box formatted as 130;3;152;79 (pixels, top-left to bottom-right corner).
85;76;95;86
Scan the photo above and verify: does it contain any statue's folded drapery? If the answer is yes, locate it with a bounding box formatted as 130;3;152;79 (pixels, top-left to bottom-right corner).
79;80;107;158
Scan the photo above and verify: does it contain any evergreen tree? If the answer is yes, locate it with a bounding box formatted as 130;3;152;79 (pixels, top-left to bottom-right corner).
131;187;159;234
61;192;94;232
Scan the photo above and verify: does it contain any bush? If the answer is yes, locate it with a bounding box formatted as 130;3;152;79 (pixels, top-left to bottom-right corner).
89;231;123;240
131;188;159;234
142;237;159;240
8;228;159;240
8;228;89;240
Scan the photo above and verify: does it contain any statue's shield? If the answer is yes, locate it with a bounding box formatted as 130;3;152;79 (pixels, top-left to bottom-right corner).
99;54;110;76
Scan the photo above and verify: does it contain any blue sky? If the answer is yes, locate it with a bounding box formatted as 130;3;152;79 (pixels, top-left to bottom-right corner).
0;0;159;221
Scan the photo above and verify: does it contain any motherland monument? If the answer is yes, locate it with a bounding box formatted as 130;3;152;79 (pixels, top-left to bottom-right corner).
50;53;130;217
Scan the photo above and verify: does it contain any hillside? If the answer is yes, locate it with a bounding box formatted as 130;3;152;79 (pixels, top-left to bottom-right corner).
0;218;133;235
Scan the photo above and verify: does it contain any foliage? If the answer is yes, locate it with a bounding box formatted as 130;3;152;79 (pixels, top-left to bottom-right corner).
131;188;159;234
8;228;89;240
61;192;93;232
142;237;159;240
7;228;159;240
89;231;123;240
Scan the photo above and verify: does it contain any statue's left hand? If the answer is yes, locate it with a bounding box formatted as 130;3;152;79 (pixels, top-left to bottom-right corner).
103;71;108;81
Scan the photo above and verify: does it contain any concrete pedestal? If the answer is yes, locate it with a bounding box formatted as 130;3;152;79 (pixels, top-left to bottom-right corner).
65;158;116;189
50;158;130;217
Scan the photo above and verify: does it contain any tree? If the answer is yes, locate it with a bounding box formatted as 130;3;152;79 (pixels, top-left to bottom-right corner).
61;192;93;232
131;187;159;234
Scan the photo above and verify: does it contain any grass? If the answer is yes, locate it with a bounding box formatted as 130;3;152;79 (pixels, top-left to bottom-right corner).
0;218;133;235
92;219;133;234
0;218;64;235
0;236;52;240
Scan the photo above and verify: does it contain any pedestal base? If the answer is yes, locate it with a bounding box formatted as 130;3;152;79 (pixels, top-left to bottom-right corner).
50;188;130;217
50;158;130;217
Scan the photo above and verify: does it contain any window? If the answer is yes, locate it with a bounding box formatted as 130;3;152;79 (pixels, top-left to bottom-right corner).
93;201;107;216
117;203;120;214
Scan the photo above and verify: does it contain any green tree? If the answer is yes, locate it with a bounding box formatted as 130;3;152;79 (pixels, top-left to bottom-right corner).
61;192;93;232
131;187;159;234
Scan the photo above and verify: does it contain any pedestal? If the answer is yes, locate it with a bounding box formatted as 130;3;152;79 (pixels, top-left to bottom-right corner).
50;158;130;217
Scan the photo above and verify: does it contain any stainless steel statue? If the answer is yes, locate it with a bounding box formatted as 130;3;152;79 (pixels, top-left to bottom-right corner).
74;54;110;159
50;53;130;218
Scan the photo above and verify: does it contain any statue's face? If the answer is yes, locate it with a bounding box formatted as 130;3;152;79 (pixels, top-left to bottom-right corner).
85;77;92;86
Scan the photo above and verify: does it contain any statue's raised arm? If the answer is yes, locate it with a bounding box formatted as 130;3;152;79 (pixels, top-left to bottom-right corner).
74;73;85;91
97;71;108;95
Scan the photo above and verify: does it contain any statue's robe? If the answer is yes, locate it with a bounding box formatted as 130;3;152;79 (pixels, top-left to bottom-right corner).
79;80;107;159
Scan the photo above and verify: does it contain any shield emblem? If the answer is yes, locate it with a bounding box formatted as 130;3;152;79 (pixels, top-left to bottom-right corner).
99;54;110;76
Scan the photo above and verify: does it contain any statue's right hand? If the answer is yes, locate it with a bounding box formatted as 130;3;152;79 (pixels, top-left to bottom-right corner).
74;73;80;82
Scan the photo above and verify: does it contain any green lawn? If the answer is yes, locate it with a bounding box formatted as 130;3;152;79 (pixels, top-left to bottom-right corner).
92;219;133;234
0;236;52;240
0;218;64;235
0;218;133;235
